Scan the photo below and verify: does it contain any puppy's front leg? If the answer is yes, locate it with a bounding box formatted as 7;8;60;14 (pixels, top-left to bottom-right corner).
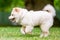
25;26;34;34
20;26;26;34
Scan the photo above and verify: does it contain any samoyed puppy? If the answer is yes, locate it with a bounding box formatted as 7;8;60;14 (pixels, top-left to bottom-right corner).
9;4;56;37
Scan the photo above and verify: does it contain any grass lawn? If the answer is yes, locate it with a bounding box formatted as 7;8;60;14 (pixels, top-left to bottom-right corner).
0;26;60;40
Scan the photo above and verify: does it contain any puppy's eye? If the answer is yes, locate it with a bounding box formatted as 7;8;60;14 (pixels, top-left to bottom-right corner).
46;10;49;12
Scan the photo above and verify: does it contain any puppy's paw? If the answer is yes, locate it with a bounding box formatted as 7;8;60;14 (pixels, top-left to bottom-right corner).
26;32;32;35
20;27;26;35
44;32;49;37
40;32;49;38
40;33;44;38
20;30;25;34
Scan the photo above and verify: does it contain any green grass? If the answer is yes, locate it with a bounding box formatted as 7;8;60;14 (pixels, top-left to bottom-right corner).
0;26;60;40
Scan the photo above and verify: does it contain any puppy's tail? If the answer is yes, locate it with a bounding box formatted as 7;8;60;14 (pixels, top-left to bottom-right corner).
43;4;56;17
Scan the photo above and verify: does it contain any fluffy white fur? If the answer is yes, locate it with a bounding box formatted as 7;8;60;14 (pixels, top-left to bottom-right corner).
9;4;56;37
43;4;56;17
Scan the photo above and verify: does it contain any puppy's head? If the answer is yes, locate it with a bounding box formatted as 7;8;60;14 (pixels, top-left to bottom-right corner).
9;7;21;23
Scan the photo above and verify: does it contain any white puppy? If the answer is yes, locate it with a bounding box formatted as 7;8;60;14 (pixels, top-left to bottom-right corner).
9;4;56;37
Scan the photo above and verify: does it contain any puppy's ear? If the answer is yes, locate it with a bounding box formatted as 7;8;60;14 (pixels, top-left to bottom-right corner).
15;8;20;12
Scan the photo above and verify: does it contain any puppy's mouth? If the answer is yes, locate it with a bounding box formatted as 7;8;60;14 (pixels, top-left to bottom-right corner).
10;18;16;22
12;18;15;21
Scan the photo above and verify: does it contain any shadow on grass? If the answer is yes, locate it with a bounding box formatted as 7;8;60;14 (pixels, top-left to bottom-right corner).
19;34;40;37
0;25;22;27
8;34;40;37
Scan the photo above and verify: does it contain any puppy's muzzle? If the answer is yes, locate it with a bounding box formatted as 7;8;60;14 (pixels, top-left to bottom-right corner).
9;16;15;21
9;18;15;21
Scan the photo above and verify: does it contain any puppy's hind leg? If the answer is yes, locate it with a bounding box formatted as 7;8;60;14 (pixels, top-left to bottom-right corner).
40;23;52;38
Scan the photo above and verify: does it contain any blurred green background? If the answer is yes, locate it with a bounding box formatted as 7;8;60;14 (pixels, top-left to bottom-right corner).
0;0;25;25
54;0;60;21
0;0;60;26
0;0;24;12
54;0;60;10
